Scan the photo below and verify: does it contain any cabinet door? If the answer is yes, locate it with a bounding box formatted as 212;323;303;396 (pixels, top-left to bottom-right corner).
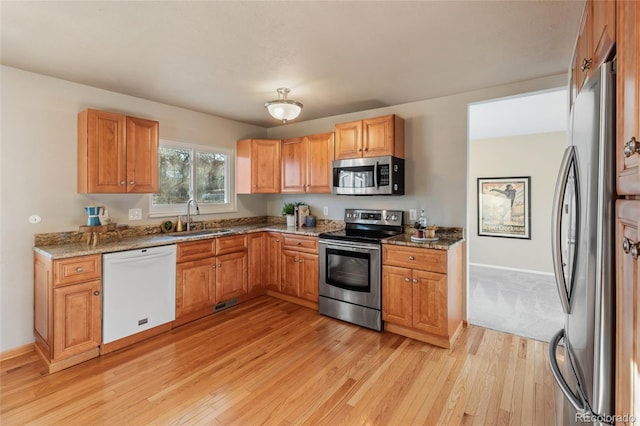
617;0;640;195
281;250;301;297
80;109;126;193
176;257;216;318
216;251;248;302
281;137;306;193
334;120;362;160
248;232;266;293
615;200;640;423
252;139;281;193
306;132;334;193
362;115;395;157
126;116;159;193
412;270;448;336
53;280;102;360
575;2;592;94
265;233;282;291
299;252;319;302
591;0;615;70
381;265;412;327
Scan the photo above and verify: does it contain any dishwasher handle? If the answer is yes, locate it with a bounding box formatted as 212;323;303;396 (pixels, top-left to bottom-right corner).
104;250;175;265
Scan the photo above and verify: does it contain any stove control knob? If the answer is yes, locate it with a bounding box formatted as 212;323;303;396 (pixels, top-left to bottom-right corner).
391;215;398;221
385;215;390;221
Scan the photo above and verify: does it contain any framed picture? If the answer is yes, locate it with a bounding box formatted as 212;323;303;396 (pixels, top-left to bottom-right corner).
477;176;531;239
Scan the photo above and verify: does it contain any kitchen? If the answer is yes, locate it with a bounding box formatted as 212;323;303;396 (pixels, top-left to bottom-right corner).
1;1;638;424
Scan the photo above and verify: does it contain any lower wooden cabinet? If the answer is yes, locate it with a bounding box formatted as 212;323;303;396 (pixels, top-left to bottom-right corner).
215;251;248;302
248;232;266;293
265;232;282;291
175;236;248;325
265;233;319;308
382;243;463;349
615;200;640;423
34;253;102;373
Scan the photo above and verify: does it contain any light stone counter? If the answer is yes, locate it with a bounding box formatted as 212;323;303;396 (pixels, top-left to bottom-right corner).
34;222;344;260
382;227;465;250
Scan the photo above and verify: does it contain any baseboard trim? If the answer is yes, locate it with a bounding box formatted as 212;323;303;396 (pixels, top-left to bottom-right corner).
0;343;35;361
469;262;554;277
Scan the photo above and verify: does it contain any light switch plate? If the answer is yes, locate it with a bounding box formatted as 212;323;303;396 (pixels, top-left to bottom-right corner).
323;206;329;216
409;209;417;221
129;208;142;220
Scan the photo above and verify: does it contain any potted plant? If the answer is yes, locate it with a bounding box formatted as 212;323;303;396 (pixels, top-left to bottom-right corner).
282;202;297;227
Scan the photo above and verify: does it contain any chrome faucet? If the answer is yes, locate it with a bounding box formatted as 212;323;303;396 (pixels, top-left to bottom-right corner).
186;198;200;231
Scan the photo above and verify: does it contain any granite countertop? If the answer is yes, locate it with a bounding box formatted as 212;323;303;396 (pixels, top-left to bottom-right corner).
34;223;343;260
382;228;465;250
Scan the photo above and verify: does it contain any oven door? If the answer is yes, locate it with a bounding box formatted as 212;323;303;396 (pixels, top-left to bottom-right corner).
318;239;381;309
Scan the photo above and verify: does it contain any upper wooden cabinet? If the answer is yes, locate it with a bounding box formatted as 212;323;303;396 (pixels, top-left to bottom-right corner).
236;139;281;194
334;114;404;160
281;132;334;193
617;0;640;195
571;0;616;101
78;109;159;193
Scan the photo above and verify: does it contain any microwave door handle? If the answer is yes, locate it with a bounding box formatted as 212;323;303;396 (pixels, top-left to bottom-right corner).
374;161;378;188
552;146;576;314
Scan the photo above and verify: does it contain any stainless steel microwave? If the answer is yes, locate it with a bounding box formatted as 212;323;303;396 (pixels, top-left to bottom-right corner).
332;156;405;195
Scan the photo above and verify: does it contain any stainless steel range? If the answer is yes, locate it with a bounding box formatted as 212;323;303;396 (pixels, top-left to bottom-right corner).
318;209;403;331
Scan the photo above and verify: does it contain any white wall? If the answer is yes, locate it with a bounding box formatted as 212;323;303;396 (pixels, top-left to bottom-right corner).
468;132;567;273
0;66;267;352
266;75;568;228
0;66;567;353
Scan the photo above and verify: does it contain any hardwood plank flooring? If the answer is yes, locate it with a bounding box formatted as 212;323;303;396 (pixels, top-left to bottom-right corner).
1;296;557;425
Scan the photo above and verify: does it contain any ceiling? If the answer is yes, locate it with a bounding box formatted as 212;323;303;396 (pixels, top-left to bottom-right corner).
1;1;584;128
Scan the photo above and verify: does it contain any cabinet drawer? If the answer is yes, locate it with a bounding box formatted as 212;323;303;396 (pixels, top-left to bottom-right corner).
216;234;247;255
53;255;101;286
177;239;216;263
382;245;446;273
282;234;318;253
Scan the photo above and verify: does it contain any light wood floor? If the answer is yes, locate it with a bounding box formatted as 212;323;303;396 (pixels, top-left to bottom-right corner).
1;296;557;425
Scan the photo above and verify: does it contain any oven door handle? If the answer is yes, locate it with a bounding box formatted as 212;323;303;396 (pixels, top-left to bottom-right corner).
319;240;380;251
374;161;378;188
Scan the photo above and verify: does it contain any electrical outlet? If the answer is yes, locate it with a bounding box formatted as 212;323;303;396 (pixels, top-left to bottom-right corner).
409;209;417;221
128;208;142;220
323;206;329;216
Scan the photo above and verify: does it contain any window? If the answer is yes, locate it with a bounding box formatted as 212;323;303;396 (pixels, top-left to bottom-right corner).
149;139;236;217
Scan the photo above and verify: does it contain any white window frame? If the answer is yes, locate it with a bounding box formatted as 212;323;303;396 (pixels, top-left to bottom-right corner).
149;138;237;218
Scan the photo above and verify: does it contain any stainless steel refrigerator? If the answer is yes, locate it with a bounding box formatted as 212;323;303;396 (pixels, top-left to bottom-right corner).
549;61;615;424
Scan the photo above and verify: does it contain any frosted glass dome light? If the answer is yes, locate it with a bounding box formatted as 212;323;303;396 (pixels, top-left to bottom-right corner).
265;88;303;123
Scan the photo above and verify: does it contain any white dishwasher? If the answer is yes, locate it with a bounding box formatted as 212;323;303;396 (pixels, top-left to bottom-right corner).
102;245;176;344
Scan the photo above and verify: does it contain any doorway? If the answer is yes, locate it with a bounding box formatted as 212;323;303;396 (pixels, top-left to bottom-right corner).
466;89;567;341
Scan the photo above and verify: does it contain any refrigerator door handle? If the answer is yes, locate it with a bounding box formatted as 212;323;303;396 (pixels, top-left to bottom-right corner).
551;145;577;314
548;329;587;413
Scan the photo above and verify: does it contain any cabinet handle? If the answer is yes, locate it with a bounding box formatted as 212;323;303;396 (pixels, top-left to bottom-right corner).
364;147;368;152
276;239;280;243
93;291;100;296
580;58;593;72
129;181;135;185
212;264;216;268
76;267;84;272
623;238;639;259
623;137;639;158
404;277;410;282
218;264;222;268
296;241;302;246
408;255;415;260
412;278;418;283
358;148;362;152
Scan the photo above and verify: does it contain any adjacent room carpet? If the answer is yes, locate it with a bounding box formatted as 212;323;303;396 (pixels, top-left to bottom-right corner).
468;264;564;342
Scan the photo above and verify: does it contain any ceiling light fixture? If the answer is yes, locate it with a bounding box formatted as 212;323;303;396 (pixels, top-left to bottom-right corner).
265;87;303;123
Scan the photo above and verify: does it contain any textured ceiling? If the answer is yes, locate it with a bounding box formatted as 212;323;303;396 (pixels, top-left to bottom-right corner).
1;1;584;127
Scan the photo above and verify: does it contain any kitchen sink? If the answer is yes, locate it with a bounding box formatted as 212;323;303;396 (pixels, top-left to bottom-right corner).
165;229;232;238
